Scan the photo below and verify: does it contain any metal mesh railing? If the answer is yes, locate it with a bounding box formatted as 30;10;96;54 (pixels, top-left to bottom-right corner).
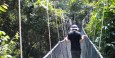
81;27;103;58
43;27;103;58
43;40;71;58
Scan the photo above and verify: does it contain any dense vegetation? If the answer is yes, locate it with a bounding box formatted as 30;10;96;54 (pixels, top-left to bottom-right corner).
0;0;115;58
84;0;115;58
0;0;67;58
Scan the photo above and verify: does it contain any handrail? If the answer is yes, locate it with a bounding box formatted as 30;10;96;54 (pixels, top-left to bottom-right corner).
81;27;103;58
43;40;71;58
43;41;61;58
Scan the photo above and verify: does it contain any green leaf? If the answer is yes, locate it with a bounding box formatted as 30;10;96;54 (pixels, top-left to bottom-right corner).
1;5;8;10
109;4;115;8
0;31;6;35
15;32;19;39
111;0;115;4
0;55;12;58
0;6;7;12
6;55;12;58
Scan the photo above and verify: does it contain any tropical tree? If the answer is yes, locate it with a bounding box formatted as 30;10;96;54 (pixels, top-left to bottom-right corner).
67;0;92;30
85;0;115;58
0;31;20;58
0;0;66;58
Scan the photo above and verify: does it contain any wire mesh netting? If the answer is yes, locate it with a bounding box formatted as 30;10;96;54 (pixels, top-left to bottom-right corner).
43;40;71;58
43;28;103;58
81;27;103;58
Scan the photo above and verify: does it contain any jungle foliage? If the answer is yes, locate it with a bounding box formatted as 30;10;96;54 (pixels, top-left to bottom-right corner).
0;0;67;58
84;0;115;58
0;0;115;58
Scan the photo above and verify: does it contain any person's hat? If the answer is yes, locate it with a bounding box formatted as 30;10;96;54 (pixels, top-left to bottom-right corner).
70;25;79;30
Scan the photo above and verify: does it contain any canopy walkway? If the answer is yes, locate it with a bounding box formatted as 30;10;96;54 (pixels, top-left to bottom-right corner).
43;26;103;58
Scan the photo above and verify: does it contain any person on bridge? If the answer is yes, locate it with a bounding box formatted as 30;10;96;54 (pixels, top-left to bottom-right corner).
64;24;87;58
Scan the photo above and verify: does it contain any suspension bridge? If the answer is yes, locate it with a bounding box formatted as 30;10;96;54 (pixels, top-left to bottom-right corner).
42;4;103;57
43;19;103;58
18;0;104;58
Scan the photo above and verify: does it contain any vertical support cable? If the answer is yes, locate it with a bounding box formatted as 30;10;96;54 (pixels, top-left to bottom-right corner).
99;1;105;50
47;0;51;51
63;18;66;36
73;14;75;24
61;12;65;37
55;7;60;41
18;0;23;58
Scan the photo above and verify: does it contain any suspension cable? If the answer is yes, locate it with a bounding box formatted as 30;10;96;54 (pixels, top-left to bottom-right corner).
55;8;60;41
93;0;100;42
99;0;105;50
47;0;51;51
61;11;65;38
18;0;23;58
